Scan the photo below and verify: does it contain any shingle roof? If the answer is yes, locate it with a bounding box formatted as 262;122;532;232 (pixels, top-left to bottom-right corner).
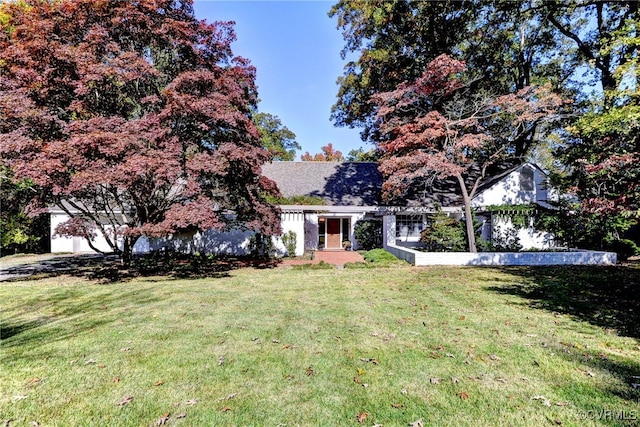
261;161;533;209
261;162;382;206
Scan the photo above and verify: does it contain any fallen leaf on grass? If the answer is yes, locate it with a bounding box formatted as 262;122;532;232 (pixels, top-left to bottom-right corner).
97;364;106;368
430;378;441;384
531;395;551;407
84;359;97;365
360;358;379;365
410;419;424;427
555;402;569;406
30;422;40;427
391;403;404;408
117;396;133;406
153;380;164;387
353;376;362;384
457;391;470;400
12;395;27;401
451;377;460;384
25;378;41;387
120;347;132;352
154;413;170;426
220;406;232;412
176;413;186;419
305;366;315;376
185;399;198;406
356;412;368;423
577;368;596;377
489;354;501;361
3;420;11;427
112;377;120;383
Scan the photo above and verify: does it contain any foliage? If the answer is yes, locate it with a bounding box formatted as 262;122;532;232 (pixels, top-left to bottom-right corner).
290;260;334;270
300;143;344;161
353;218;383;250
281;230;297;257
487;225;522;252
265;195;326;205
0;0;281;263
345;147;382;162
419;210;466;252
0;165;49;255
253;112;300;161
534;199;637;252
248;233;275;259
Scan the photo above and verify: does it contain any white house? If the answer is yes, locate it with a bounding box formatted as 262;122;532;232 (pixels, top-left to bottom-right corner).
49;161;557;256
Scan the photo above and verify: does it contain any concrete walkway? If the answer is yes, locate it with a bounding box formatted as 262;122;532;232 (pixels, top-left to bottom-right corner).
280;250;365;267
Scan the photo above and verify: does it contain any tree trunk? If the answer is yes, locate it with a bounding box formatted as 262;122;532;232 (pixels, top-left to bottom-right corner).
456;174;477;253
120;235;139;266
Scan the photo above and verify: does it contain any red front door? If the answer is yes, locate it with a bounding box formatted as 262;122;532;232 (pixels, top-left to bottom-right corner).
326;218;341;249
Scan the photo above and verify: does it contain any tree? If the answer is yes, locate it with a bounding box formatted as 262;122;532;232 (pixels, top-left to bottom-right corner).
373;55;563;252
253;112;300;161
0;165;49;255
0;0;281;263
300;143;344;161
346;147;382;162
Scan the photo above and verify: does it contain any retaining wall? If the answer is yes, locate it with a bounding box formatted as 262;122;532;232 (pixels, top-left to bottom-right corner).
386;244;617;266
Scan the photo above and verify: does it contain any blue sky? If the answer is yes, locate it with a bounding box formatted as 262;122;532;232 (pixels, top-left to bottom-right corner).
193;0;365;159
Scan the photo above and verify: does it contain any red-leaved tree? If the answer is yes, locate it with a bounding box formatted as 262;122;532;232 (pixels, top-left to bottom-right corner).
373;55;563;252
300;143;345;161
0;0;281;262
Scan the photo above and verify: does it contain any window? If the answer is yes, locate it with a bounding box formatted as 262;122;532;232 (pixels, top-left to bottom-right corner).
396;214;425;239
520;166;535;191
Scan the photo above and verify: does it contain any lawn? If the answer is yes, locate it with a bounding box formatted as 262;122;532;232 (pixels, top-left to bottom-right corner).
1;258;639;426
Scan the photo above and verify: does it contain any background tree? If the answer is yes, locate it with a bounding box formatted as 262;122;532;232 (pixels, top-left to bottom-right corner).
0;165;49;255
345;147;382;162
0;0;281;263
253;111;300;161
300;143;344;161
374;55;563;252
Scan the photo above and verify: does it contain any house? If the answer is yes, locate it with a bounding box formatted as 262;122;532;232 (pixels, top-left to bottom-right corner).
49;161;556;256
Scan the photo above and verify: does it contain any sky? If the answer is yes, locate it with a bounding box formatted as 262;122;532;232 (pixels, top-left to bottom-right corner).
193;0;365;159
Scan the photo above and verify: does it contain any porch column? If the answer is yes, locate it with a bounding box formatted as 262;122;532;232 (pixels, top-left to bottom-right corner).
383;215;396;250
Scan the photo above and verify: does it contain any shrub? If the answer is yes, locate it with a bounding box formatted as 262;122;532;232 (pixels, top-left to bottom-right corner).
354;218;383;250
419;210;466;252
363;248;398;263
281;230;297;257
606;239;639;261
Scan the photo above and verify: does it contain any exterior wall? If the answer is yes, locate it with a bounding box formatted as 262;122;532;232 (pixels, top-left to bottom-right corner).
50;212;118;253
272;211;306;256
491;216;555;249
386;244;617;266
472;164;554;207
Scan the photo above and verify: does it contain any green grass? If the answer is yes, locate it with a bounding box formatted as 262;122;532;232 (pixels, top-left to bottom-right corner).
1;262;639;426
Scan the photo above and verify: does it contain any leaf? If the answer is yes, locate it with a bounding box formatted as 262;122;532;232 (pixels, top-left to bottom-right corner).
176;413;186;419
25;378;41;387
117;395;133;406
489;354;501;361
457;391;470;400
305;366;315;376
120;347;132;352
410;419;424;427
356;367;366;376
12;396;27;401
392;403;404;408
30;422;40;427
220;406;232;412
356;412;368;423
360;358;379;365
430;377;442;384
218;355;225;366
451;377;460;384
112;377;120;383
3;420;12;427
185;399;198;406
354;376;362;384
154;413;170;426
153;380;164;387
84;359;97;365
